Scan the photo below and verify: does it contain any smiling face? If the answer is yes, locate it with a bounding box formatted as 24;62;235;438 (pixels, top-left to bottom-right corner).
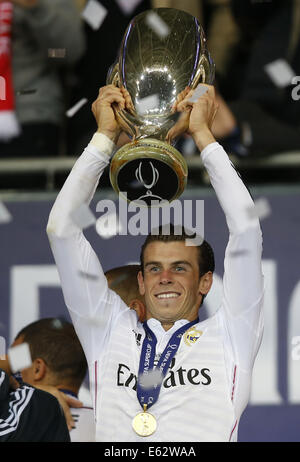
138;241;212;329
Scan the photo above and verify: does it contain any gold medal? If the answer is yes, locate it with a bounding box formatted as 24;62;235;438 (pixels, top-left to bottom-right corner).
132;404;157;437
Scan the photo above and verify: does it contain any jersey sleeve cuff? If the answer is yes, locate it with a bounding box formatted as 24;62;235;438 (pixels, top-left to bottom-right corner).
200;142;223;161
89;132;116;159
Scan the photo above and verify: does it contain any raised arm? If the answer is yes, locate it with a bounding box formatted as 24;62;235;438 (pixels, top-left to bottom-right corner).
170;85;264;368
46;86;132;363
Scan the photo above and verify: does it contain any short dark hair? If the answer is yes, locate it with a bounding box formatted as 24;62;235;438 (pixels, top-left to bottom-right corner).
140;224;215;277
15;318;87;389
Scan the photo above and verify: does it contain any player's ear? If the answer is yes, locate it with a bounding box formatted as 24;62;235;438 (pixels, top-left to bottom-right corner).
32;358;47;381
137;270;145;296
198;271;213;296
129;299;146;323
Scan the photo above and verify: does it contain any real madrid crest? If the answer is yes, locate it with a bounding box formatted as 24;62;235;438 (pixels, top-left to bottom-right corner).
183;327;203;346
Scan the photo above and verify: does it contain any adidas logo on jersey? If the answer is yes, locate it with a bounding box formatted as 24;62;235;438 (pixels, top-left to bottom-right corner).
132;329;142;346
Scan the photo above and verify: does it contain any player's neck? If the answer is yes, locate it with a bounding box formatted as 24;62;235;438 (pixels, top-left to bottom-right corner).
57;383;78;396
161;322;174;331
161;313;199;331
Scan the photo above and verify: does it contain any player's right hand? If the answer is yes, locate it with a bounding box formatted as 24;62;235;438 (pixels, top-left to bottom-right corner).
92;85;132;144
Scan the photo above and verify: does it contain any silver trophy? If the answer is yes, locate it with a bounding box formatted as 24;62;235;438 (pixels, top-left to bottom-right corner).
107;8;215;206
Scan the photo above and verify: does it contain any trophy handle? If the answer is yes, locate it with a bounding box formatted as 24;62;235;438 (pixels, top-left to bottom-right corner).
200;51;215;85
112;104;140;141
106;61;120;86
107;61;140;140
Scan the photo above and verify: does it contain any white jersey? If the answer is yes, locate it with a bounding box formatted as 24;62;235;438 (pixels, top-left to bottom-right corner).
47;135;264;442
70;406;95;442
58;391;96;442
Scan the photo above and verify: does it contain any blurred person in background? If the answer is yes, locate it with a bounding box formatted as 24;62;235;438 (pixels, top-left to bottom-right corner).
0;365;72;441
155;0;300;159
66;0;151;157
10;317;96;442
68;0;244;159
151;0;250;157
0;270;145;442
216;0;300;157
0;330;82;443
105;265;146;322
0;0;85;158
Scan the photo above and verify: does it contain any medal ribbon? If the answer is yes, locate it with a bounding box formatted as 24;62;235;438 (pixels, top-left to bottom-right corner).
137;318;199;410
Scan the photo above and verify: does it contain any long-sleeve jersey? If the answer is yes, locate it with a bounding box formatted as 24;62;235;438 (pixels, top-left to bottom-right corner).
47;134;264;442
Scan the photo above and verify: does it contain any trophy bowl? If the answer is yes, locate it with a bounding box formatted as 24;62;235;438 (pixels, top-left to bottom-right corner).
107;8;215;206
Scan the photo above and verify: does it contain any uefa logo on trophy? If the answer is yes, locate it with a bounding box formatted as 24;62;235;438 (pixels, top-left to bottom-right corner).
107;8;215;207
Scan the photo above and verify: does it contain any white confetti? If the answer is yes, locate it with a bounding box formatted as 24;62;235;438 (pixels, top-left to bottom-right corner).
181;136;197;156
136;94;159;115
70;203;96;230
66;98;88;118
51;319;64;329
0;202;12;224
81;0;108;30
48;48;66;58
188;84;208;103
139;369;164;389
0;336;6;360
115;0;142;15
8;343;32;373
145;11;170;38
247;197;271;221
264;59;296;88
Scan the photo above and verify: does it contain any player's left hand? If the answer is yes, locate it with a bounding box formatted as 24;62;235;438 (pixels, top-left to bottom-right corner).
167;84;218;146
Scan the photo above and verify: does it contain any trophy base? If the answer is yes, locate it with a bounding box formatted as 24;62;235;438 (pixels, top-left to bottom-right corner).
109;138;188;206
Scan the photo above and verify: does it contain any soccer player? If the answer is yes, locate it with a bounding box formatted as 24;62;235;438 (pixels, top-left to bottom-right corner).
105;265;146;322
11;318;96;442
47;84;264;441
